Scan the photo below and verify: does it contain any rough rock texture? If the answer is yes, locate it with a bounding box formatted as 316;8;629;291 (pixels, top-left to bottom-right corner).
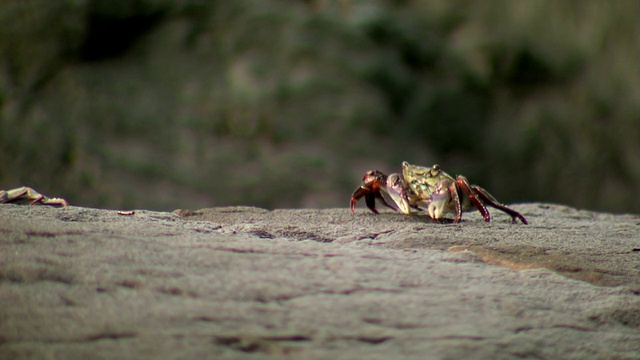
1;203;639;359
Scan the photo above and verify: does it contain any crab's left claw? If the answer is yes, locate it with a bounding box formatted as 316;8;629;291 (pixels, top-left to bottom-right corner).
385;174;410;215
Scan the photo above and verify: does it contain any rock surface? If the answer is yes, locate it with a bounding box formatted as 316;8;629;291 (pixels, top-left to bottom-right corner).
1;203;639;359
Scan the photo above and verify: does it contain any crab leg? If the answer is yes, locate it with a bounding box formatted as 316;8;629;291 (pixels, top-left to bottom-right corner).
455;176;491;223
0;188;33;204
471;186;528;224
448;183;463;223
0;187;68;207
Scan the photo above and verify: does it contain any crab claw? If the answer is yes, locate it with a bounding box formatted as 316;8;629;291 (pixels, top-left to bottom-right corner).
425;180;452;221
351;171;412;215
385;173;411;215
350;186;379;214
350;170;394;214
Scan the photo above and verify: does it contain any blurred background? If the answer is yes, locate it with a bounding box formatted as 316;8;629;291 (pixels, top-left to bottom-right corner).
1;0;639;213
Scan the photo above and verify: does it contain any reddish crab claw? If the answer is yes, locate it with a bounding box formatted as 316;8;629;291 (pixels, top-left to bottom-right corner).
350;170;392;214
350;162;528;224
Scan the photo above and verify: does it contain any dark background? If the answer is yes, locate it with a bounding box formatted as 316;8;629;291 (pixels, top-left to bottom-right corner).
1;0;639;212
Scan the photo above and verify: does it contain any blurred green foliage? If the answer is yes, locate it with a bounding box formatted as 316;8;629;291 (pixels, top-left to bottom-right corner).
1;0;639;212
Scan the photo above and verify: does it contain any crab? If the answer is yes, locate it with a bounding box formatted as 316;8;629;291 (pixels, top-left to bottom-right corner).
0;186;69;207
350;161;528;224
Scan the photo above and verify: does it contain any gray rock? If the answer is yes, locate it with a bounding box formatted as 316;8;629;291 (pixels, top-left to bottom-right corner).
1;203;639;359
